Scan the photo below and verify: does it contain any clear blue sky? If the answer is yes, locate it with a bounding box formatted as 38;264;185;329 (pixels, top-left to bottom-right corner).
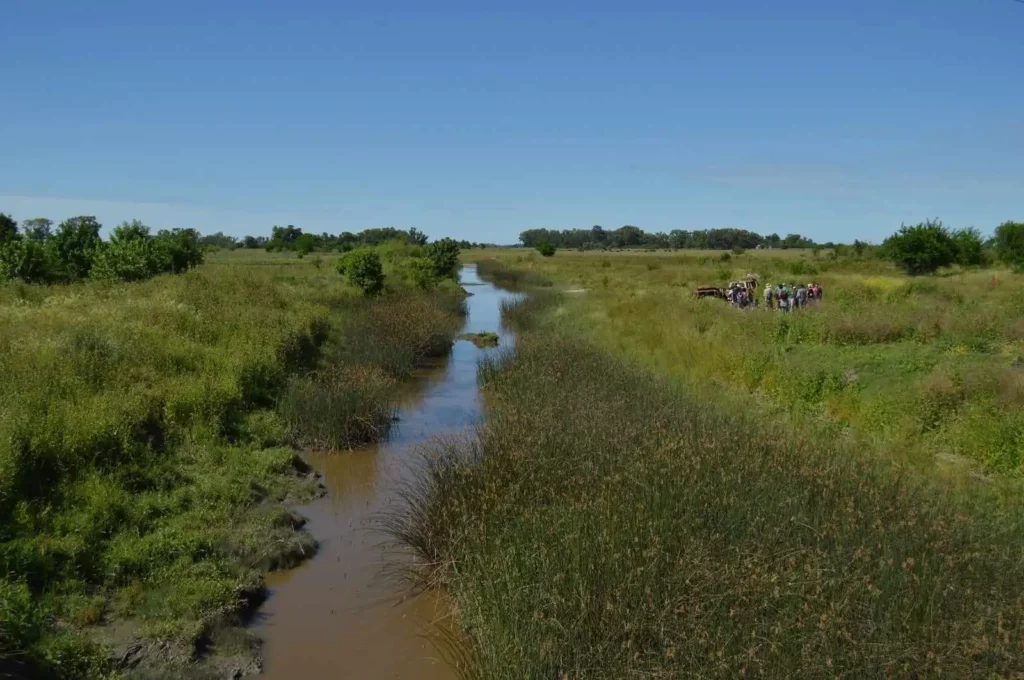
2;0;1021;244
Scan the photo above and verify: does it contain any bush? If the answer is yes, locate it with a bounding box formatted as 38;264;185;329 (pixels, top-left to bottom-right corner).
952;227;987;267
425;238;461;279
51;216;103;281
338;249;384;295
994;221;1024;271
0;213;17;246
881;219;957;275
0;239;58;284
91;238;153;283
294;233;317;256
535;242;556;257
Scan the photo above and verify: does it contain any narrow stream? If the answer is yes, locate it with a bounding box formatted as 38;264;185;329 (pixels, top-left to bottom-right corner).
253;264;516;678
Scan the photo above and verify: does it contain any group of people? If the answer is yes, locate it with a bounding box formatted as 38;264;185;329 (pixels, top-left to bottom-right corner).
762;282;822;311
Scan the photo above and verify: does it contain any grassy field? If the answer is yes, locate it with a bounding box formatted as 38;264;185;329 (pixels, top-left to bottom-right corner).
0;249;464;678
390;249;1024;678
464;248;1024;476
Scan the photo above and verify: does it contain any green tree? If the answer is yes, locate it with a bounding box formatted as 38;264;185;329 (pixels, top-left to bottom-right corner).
0;238;56;283
880;220;957;276
536;241;556;257
406;227;429;246
21;217;53;242
338;249;384;295
0;213;18;246
152;228;203;273
52;216;103;280
425;238;460;278
952;227;987;267
294;233;317;256
993;221;1024;271
852;239;867;257
91;239;153;282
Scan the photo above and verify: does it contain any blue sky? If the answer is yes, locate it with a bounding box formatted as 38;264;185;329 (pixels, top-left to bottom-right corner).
2;0;1021;244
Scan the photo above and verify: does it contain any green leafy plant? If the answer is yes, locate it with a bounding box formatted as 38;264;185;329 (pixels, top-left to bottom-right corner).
881;219;957;275
994;221;1024;271
425;238;461;278
535;242;556;257
338;249;385;295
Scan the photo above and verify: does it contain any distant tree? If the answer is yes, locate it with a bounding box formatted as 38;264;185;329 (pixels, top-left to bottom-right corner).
21;217;53;242
852;239;867;257
294;233;317;256
406;227;429;246
338;249;384;295
199;231;238;249
425;238;461;278
993;221;1024;271
617;226;643;247
536;241;556;257
880;220;957;276
668;230;690;249
952;227;987;267
52;216;103;280
0;213;18;245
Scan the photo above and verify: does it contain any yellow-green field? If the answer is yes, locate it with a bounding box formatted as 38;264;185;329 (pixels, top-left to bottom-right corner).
464;248;1024;476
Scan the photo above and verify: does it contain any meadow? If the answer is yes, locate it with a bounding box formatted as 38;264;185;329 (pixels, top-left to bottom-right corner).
389;248;1024;678
466;248;1024;476
0;248;464;678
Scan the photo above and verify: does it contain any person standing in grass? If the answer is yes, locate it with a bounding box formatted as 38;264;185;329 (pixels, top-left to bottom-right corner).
796;284;808;309
764;282;774;310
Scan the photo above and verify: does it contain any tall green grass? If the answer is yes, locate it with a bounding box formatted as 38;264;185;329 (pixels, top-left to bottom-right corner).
0;251;464;677
395;296;1024;677
465;251;1024;474
280;292;466;450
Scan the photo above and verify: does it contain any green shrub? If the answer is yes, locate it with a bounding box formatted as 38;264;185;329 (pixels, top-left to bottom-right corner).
994;221;1024;271
881;220;957;275
0;239;58;284
425;238;461;279
952;227;987;267
535;242;556;257
51;216;103;281
338;249;385;295
0;213;18;245
91;237;154;282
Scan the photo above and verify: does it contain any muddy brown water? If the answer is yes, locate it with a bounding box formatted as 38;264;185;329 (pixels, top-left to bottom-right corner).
253;264;518;679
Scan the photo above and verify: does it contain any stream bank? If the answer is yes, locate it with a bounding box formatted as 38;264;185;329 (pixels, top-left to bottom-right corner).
252;264;518;678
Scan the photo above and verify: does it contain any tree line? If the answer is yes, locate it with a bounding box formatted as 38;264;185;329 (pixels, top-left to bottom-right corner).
0;214;202;284
199;225;494;254
519;226;817;251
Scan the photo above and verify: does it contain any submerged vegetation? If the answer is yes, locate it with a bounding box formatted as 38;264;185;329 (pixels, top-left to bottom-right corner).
394;279;1024;678
0;241;462;677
